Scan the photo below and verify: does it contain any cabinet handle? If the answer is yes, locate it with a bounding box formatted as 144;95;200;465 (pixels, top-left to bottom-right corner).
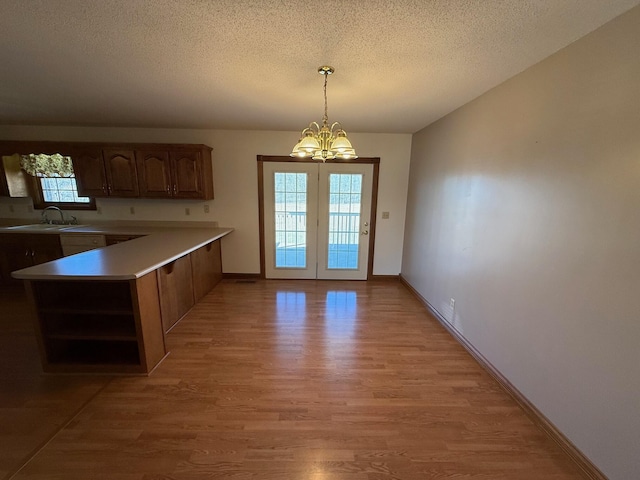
25;249;30;257
173;184;177;195
166;185;170;194
30;249;35;258
102;183;107;193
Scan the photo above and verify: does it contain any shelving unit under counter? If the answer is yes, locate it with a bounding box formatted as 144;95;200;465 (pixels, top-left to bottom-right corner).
25;273;166;374
11;225;233;375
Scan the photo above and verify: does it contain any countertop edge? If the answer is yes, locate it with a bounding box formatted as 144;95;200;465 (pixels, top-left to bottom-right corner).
11;227;233;281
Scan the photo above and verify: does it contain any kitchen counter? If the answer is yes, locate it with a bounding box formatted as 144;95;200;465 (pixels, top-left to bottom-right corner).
8;224;233;281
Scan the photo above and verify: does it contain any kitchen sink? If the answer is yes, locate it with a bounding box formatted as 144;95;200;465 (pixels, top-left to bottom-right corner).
5;224;86;231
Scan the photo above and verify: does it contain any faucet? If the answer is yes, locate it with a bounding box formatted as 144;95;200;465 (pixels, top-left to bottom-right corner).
41;206;65;225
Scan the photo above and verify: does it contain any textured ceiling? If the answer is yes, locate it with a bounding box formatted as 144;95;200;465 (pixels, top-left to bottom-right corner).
1;0;638;133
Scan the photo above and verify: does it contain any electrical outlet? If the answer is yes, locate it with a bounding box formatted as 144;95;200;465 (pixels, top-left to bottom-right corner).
450;298;455;309
185;207;190;216
382;211;390;219
203;204;210;214
130;206;135;215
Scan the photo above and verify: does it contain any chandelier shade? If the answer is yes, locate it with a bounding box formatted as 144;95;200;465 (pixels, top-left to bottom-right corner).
290;66;357;162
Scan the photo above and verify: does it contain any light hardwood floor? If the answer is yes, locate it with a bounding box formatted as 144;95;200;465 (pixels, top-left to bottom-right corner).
2;279;586;479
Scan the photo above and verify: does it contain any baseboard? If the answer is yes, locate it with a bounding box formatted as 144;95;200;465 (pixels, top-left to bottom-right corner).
222;274;399;281
399;275;607;480
222;273;262;280
369;274;400;281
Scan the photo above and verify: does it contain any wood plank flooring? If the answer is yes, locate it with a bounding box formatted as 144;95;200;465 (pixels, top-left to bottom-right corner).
2;279;587;479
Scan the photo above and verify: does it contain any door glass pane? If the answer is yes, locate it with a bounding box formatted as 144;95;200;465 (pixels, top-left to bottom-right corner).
327;173;362;269
274;172;307;268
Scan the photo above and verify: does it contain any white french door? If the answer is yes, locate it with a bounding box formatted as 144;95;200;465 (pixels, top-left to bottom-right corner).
263;162;373;280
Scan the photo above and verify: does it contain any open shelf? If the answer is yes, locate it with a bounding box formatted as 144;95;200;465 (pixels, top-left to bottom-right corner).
33;280;133;312
42;312;137;340
46;338;140;366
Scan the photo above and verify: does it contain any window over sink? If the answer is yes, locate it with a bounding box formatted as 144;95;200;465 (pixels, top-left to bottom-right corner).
18;153;95;210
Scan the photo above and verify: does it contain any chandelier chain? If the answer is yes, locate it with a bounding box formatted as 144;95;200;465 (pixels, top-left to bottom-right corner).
323;72;329;126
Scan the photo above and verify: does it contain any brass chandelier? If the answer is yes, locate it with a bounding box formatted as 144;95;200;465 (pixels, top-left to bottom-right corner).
290;66;357;162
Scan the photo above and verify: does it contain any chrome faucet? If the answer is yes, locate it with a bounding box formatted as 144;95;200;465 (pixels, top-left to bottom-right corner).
41;206;65;225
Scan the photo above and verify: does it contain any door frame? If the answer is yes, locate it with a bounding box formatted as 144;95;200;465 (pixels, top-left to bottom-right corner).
257;155;380;280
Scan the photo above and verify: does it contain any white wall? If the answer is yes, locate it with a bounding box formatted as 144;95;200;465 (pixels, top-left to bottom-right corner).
401;6;640;480
0;126;411;275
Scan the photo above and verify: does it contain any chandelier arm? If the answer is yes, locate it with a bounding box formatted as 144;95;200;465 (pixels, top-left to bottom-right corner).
329;122;343;133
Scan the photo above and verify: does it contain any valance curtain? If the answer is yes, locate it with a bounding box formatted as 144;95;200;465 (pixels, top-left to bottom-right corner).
20;153;75;177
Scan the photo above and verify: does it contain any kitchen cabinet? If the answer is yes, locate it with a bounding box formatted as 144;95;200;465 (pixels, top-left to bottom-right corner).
0;234;63;284
1;141;213;200
157;254;195;333
191;240;223;301
73;148;138;197
60;234;106;256
24;274;166;374
0;156;10;196
105;234;143;246
136;150;171;198
71;148;108;197
136;147;213;199
104;150;139;197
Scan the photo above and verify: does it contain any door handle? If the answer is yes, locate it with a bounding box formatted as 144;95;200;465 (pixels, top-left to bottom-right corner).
361;230;369;235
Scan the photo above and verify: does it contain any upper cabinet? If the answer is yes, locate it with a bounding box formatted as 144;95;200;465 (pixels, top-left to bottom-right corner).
137;146;213;199
41;142;213;200
72;148;108;197
0;160;9;197
74;148;139;198
104;149;139;197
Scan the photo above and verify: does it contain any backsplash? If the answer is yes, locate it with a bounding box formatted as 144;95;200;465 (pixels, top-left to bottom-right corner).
0;196;217;224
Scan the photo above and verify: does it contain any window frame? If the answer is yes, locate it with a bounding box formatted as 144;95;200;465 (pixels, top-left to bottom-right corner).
0;141;97;211
28;174;96;211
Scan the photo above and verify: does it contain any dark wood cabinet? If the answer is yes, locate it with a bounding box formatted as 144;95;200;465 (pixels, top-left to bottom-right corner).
74;148;138;197
0;157;9;197
72;148;108;197
137;147;213;199
0;234;63;284
1;141;213;200
171;150;208;199
105;234;143;246
157;254;195;333
24;274;166;374
103;150;139;197
191;240;223;301
136;150;172;198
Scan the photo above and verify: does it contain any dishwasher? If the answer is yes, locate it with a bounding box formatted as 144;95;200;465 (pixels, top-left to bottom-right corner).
60;234;107;256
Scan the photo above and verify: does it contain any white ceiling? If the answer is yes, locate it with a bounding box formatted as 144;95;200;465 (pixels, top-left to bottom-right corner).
1;0;638;134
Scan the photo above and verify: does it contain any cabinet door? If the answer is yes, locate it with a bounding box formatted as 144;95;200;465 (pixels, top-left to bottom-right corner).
103;150;139;197
136;150;172;198
0;234;32;283
29;234;63;265
72;148;108;197
170;150;204;199
191;240;222;301
105;234;142;246
0;158;9;197
157;255;195;333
